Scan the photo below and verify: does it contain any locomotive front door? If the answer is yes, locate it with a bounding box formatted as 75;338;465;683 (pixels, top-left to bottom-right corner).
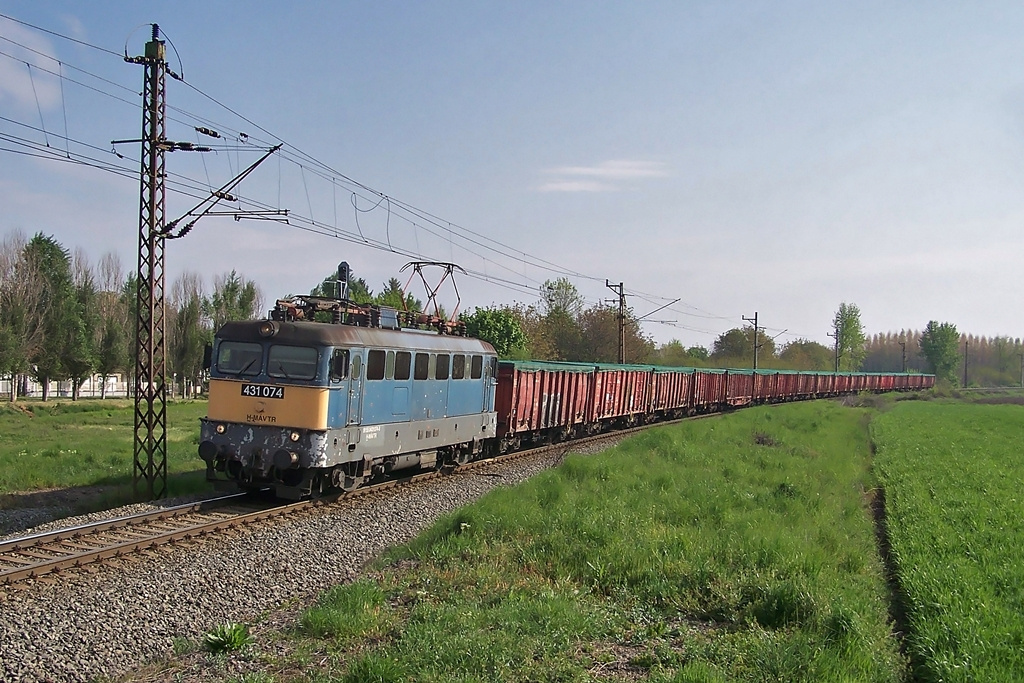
347;352;363;425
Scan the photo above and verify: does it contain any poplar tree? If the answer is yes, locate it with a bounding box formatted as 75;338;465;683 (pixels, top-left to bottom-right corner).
204;271;263;331
170;272;210;398
832;302;867;371
919;321;960;384
24;234;84;400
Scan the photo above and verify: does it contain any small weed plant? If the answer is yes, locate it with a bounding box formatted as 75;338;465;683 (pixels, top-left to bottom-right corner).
203;622;253;653
230;673;274;683
171;636;196;655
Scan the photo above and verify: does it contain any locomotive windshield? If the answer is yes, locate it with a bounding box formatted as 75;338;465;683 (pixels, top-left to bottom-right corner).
216;341;262;376
268;345;319;380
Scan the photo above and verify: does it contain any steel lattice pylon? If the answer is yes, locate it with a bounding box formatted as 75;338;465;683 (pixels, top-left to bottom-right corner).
132;27;168;499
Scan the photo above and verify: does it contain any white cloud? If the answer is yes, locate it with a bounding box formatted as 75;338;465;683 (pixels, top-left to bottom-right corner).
538;179;617;193
59;14;87;41
538;159;668;192
547;159;669;179
0;17;62;112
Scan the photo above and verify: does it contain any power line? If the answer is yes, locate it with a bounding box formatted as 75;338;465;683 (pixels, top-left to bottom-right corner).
0;13;745;333
3;103;743;319
0;11;122;57
173;75;611;287
0;33;138;95
0;21;704;317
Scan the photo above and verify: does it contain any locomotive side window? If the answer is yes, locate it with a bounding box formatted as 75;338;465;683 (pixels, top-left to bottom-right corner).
435;354;450;380
367;350;386;380
471;355;483;379
216;342;262;376
330;349;350;381
385;350;396;380
268;345;319;380
395;351;412;381
351;354;362;379
452;354;466;380
414;353;429;380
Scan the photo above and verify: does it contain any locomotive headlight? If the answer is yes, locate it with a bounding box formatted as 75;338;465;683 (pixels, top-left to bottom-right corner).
289;431;300;442
215;423;226;434
258;320;279;338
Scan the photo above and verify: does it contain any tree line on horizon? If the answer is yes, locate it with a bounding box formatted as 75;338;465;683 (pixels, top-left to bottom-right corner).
0;234;1003;401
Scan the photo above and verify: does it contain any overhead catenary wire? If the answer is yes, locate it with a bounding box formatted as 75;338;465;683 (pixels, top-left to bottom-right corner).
0;33;139;95
167;75;607;287
0;11;122;57
26;62;49;147
58;60;70;158
0;14;746;335
0;23;614;300
4;112;700;321
0;58;536;296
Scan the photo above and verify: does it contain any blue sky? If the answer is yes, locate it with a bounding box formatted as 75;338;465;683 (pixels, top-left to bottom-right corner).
2;2;1023;348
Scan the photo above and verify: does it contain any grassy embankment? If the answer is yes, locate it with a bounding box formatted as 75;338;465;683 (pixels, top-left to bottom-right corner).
176;400;906;682
873;400;1024;681
0;399;209;502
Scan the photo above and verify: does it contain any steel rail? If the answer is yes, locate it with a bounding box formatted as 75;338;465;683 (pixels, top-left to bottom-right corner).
0;492;253;551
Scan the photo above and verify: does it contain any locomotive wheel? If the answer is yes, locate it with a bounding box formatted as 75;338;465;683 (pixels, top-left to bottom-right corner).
441;447;471;469
331;467;364;492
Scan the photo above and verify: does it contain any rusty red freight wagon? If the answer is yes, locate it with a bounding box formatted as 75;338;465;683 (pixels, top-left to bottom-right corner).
494;359;935;452
494;361;595;448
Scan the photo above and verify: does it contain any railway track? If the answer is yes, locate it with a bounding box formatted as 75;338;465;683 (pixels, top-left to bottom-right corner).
0;492;274;586
0;417;696;588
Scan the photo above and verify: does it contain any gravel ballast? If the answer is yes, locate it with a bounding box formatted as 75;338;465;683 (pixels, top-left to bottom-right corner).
0;443;615;683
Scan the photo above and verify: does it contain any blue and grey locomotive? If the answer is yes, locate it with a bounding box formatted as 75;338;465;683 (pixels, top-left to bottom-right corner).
198;293;498;499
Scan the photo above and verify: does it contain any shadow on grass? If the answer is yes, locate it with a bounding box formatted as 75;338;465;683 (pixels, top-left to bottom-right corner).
973;395;1024;406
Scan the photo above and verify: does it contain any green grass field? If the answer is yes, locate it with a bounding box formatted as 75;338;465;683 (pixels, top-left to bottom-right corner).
873;400;1024;681
0;399;209;497
254;400;905;682
7;393;1022;680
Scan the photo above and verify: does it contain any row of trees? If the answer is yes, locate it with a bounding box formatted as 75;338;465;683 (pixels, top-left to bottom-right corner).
652;303;866;372
461;291;986;388
463;278;655;363
862;324;1023;386
0;232;263;401
0;234;999;398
